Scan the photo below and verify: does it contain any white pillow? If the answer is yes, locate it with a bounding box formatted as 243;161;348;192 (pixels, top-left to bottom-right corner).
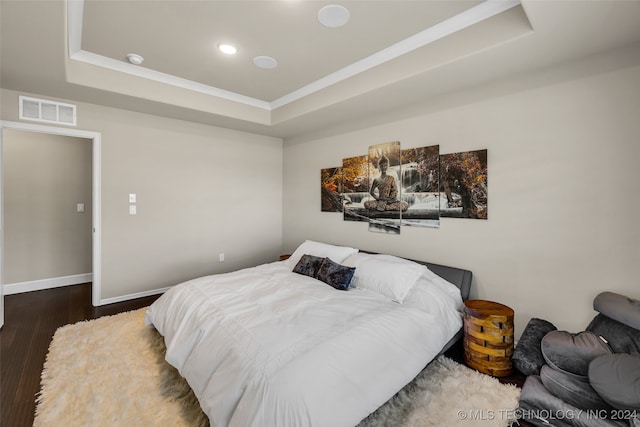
420;266;465;301
404;271;463;314
341;253;426;303
285;240;358;270
403;273;464;333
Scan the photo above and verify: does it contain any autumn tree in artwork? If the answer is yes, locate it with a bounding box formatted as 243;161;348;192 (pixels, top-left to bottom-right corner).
341;156;369;193
440;150;488;219
321;167;343;212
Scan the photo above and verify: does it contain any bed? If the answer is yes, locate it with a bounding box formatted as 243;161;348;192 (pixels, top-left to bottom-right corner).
145;240;472;427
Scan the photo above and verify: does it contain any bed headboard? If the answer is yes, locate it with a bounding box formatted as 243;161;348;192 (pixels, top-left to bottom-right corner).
360;250;472;301
422;261;473;302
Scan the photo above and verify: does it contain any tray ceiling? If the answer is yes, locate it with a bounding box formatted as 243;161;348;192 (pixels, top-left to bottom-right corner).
2;1;640;138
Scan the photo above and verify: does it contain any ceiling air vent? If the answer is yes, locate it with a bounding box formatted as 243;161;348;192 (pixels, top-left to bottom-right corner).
19;95;77;126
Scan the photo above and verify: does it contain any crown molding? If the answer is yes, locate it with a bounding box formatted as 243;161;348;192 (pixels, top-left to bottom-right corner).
67;0;520;114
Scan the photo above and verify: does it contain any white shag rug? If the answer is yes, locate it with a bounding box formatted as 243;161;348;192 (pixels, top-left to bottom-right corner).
35;308;521;427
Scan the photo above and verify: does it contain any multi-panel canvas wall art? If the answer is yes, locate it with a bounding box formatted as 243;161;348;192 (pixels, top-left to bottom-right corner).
439;149;488;219
321;167;343;213
400;145;440;228
341;155;370;222
321;143;488;232
367;141;402;234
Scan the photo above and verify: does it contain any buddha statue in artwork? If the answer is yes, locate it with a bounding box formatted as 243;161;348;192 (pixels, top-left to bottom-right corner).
364;155;408;212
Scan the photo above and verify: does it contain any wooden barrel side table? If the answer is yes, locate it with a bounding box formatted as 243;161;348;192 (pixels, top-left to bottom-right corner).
463;300;514;377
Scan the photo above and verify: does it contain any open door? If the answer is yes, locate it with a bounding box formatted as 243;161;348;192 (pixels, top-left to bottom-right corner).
0;120;102;327
1;127;4;328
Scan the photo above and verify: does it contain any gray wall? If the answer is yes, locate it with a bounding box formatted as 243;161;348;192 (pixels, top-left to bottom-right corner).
1;89;283;300
282;58;640;338
2;129;92;283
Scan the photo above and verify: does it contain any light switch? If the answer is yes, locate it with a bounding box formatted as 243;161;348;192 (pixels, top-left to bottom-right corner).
129;193;137;203
76;203;85;213
129;204;137;215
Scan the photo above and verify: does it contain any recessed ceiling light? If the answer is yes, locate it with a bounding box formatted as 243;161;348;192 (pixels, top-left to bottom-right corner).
218;43;238;55
126;53;144;65
253;56;278;70
318;5;350;28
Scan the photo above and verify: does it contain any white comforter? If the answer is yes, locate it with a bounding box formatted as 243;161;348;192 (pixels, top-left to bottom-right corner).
145;261;462;427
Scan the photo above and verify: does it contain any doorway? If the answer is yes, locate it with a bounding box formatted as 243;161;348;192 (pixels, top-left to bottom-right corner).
0;120;102;328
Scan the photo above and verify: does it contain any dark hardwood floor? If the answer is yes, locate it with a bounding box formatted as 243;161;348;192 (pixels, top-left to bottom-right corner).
0;283;160;427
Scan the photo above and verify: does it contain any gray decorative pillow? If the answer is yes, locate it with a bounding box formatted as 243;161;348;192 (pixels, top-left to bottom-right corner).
587;313;640;356
293;254;325;278
512;318;557;376
589;353;640;410
541;330;613;379
540;364;612;411
518;375;627;427
593;291;640;331
316;257;355;291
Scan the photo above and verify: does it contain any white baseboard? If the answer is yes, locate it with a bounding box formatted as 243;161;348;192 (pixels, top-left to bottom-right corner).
2;274;170;306
98;287;171;306
3;273;93;295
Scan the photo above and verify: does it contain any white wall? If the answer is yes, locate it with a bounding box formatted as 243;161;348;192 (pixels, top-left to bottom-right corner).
3;130;92;283
1;89;283;301
282;62;640;338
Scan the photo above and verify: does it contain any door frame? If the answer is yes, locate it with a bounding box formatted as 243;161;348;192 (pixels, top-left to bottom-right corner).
0;120;102;328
